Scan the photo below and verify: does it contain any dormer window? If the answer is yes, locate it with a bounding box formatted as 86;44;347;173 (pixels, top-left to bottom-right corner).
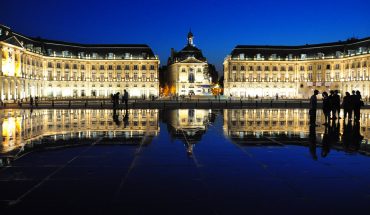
78;52;85;58
317;53;324;59
256;53;261;60
92;53;98;59
62;51;69;57
288;54;293;60
300;54;306;60
108;53;114;59
335;51;342;58
125;53;130;59
270;54;277;60
239;53;245;60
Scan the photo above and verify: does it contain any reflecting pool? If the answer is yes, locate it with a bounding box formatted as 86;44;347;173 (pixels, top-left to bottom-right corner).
1;109;370;214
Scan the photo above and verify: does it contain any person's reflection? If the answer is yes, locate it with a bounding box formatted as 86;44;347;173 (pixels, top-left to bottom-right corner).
123;110;129;128
112;109;121;126
321;122;331;158
309;124;318;160
342;120;353;151
351;121;364;151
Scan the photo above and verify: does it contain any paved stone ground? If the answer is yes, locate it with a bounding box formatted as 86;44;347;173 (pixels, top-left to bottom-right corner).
1;114;370;215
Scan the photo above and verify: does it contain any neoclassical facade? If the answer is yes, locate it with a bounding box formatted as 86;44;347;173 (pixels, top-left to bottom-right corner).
0;24;159;101
167;31;212;96
224;37;370;98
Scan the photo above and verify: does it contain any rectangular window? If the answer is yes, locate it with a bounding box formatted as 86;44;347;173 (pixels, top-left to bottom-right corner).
150;65;155;70
116;65;121;70
134;65;138;70
125;65;130;70
100;65;105;70
108;65;113;70
142;65;147;70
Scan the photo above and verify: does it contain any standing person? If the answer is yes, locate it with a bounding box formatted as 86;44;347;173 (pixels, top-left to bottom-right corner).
328;90;336;119
354;90;363;121
123;89;129;110
309;90;319;126
342;92;352;121
350;90;356;121
333;90;341;119
322;92;331;125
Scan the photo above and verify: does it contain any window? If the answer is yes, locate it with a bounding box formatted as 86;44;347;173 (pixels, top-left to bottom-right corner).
65;64;70;69
232;65;236;70
272;66;277;71
317;65;322;70
241;66;245;71
150;65;155;70
326;72;331;81
125;72;129;80
281;66;286;71
108;65;113;70
141;65;146;70
288;66;293;71
133;65;138;70
257;66;261;71
117;72;121;81
326;64;331;70
81;65;85;70
100;73;104;81
100;65;105;70
308;73;313;81
300;66;304;71
48;62;53;68
134;72;138;80
249;66;253;71
125;65;130;70
150;73;155;81
56;63;61;68
92;72;96;81
73;64;77;69
300;73;305;81
92;65;96;70
81;72;85;81
335;64;340;70
48;71;53;81
308;65;312;71
116;65;121;70
65;71;70;80
265;66;270;71
335;72;340;81
189;72;195;83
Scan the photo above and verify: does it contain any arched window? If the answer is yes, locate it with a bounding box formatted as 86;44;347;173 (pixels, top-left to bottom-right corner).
189;72;195;83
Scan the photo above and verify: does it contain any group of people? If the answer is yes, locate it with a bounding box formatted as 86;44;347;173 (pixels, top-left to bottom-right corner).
110;89;129;109
310;89;364;125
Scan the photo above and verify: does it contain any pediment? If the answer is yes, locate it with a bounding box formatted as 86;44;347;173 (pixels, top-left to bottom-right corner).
179;56;205;64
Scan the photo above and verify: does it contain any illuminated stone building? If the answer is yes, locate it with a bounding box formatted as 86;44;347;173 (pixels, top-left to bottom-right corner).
0;24;159;101
167;31;212;95
0;109;159;154
224;37;370;98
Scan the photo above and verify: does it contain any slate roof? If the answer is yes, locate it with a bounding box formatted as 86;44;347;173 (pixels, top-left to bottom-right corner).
0;24;156;59
230;37;370;59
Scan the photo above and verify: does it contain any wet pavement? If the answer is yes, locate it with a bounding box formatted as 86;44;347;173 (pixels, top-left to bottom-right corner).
1;109;370;214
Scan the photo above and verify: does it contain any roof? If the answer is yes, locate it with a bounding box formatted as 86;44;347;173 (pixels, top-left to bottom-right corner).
0;24;157;60
230;37;370;59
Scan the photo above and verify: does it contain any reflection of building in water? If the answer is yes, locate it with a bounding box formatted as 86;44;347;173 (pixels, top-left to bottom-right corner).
0;109;159;153
223;109;370;151
164;109;214;154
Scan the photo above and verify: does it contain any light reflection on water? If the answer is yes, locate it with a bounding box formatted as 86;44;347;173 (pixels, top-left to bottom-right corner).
1;108;370;163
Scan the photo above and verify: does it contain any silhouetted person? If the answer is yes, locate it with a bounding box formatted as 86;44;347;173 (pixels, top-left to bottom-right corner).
322;91;331;125
342;92;352;121
113;109;120;126
309;90;319;125
30;96;34;107
333;90;341;119
354;90;363;122
123;89;129;110
329;90;336;119
309;123;318;160
350;90;356;121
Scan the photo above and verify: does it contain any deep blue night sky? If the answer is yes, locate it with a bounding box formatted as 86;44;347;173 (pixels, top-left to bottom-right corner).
1;0;370;73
